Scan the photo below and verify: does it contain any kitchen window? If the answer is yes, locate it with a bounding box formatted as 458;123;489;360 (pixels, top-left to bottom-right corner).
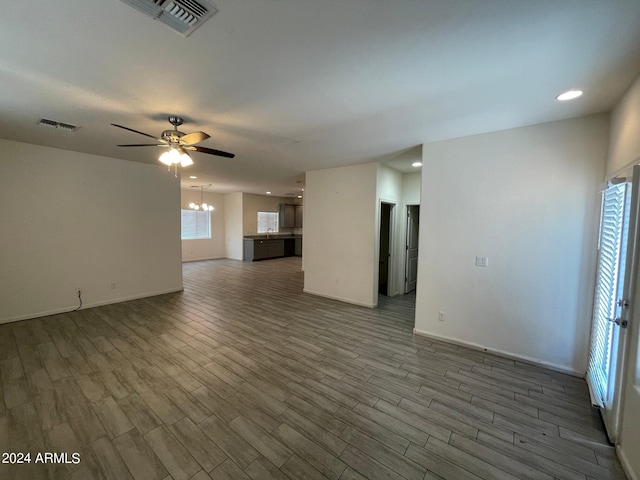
257;211;279;233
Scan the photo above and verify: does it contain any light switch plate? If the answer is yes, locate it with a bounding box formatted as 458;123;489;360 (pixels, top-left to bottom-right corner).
475;256;489;267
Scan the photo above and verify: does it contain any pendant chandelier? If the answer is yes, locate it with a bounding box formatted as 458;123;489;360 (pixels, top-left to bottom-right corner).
189;184;214;211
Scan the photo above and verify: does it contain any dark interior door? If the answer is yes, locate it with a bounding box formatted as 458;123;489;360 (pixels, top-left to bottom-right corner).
405;205;419;293
379;203;391;295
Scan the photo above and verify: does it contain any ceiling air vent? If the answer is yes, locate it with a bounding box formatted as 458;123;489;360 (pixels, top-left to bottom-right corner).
119;0;218;37
38;118;79;132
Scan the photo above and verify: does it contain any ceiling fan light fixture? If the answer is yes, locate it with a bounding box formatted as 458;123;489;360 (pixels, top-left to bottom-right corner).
180;154;194;167
159;148;179;165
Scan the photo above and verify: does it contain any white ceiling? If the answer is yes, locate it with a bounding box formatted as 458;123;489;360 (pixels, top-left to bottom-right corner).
1;1;640;194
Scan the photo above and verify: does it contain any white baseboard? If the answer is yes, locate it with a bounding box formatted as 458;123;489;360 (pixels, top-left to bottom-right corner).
303;288;376;308
0;287;184;325
618;445;638;480
412;328;584;378
182;256;226;263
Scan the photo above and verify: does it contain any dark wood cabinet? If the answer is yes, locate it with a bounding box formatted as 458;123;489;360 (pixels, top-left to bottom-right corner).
268;239;285;258
295;205;303;228
279;204;296;228
280;203;303;228
283;238;296;257
244;237;295;261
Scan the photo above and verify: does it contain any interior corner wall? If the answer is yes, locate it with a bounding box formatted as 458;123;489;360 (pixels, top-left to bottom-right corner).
224;192;243;260
415;114;608;374
304;163;378;307
181;189;226;262
606;73;640;178
0;139;183;324
376;164;404;298
402;172;421;205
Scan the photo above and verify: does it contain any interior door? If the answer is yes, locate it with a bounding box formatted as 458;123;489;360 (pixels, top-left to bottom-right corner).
405;205;419;293
379;203;392;295
587;174;636;442
617;165;640;475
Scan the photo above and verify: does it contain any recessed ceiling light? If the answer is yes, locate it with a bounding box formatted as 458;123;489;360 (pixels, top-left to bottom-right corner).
412;161;423;167
556;90;583;101
189;176;198;179
266;191;272;195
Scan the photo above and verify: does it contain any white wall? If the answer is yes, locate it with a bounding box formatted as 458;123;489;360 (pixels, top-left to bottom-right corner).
376;164;404;298
415;114;608;374
402;172;421;205
304;163;378;307
224;192;243;260
606;73;640;480
0;139;183;324
607;74;640;179
181;189;226;262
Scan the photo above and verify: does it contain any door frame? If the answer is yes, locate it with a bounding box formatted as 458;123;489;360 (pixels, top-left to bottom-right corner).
377;199;397;298
588;169;638;442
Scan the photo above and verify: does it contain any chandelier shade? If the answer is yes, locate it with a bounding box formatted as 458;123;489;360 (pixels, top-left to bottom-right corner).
190;184;214;211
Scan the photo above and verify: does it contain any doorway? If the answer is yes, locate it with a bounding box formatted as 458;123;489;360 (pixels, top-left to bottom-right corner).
405;205;420;293
587;173;637;442
378;202;394;296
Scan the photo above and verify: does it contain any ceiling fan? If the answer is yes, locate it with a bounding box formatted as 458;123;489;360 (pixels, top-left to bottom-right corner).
112;116;235;170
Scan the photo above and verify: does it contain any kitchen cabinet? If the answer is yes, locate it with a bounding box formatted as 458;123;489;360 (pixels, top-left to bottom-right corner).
294;237;302;256
244;237;287;261
295;205;303;228
268;239;285;257
280;203;303;228
279;204;296;228
283;237;296;257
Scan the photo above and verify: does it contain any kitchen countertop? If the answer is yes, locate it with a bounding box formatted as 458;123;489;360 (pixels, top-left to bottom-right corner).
244;234;302;239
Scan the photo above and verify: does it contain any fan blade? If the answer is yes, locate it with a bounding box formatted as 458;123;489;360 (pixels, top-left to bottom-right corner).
117;144;167;147
111;123;159;140
180;131;210;145
186;145;235;158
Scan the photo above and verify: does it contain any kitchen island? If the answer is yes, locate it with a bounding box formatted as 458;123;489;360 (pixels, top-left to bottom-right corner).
243;234;302;261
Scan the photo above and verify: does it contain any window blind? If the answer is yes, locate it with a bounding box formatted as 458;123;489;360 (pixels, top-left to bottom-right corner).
587;183;629;406
181;209;211;239
257;211;279;233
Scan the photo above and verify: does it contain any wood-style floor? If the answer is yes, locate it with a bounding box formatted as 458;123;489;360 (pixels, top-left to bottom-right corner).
0;257;626;480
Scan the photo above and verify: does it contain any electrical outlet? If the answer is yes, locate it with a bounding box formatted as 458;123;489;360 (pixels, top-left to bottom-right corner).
111;282;117;289
475;256;489;267
77;286;82;295
438;311;445;322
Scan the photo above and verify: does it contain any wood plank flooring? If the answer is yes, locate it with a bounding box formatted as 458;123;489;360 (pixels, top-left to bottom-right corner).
0;257;627;479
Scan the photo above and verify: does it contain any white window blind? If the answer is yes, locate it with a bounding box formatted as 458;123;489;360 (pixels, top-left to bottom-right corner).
257;211;279;233
587;183;629;406
181;209;211;240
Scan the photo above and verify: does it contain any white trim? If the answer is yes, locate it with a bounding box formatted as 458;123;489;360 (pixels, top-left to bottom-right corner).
0;287;184;325
413;328;584;378
606;154;640;183
303;288;376;308
617;445;638;480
